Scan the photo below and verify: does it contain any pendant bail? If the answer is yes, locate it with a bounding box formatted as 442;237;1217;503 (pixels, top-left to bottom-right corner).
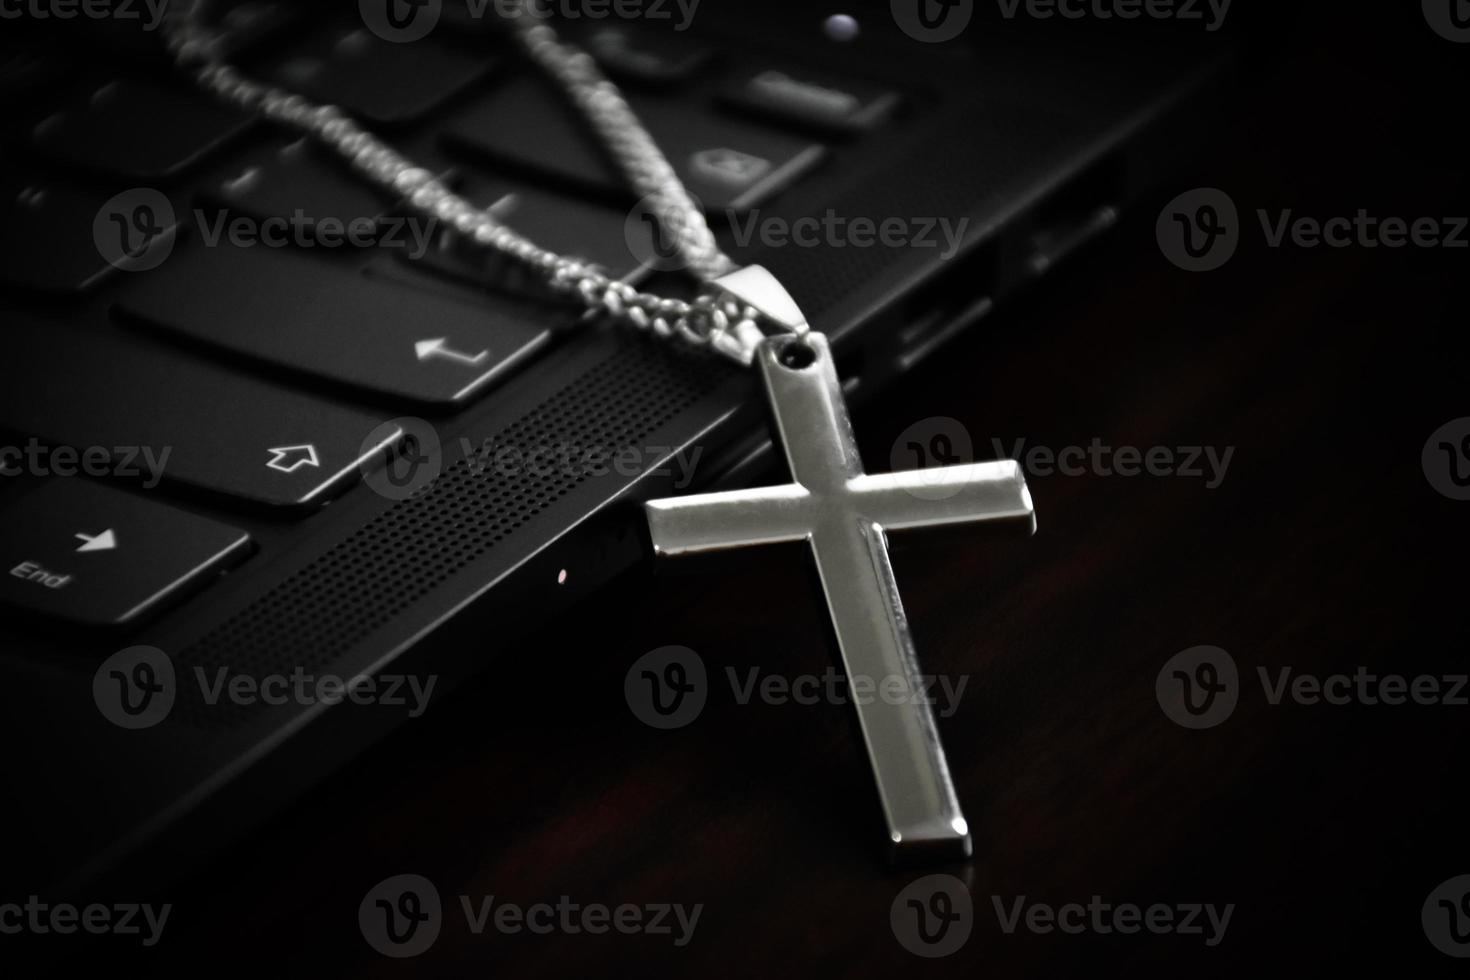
704;265;812;366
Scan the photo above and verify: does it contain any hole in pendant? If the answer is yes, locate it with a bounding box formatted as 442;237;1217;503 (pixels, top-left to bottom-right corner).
777;339;817;370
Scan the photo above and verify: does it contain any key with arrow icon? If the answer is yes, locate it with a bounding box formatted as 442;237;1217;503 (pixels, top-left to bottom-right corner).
0;480;251;626
116;245;552;407
415;337;490;367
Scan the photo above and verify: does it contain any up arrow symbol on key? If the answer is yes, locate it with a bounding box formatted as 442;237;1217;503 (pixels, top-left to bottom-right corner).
74;529;118;553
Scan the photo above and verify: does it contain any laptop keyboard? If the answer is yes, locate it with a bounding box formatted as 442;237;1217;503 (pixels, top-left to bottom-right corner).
0;10;907;626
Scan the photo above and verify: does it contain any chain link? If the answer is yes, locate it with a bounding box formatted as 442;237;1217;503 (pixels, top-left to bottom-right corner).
161;0;769;362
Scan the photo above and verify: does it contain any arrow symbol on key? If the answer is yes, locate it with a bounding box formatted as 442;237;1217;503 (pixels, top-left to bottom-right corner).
415;337;490;367
266;444;320;474
74;529;117;553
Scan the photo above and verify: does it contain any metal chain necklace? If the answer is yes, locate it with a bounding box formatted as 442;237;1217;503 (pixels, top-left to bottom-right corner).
163;0;1039;861
162;0;780;364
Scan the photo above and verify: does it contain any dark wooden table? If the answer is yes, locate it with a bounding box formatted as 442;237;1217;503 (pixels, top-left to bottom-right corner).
126;10;1468;977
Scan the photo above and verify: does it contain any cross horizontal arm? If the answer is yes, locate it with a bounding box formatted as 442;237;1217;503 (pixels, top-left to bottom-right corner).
850;459;1036;532
645;484;813;556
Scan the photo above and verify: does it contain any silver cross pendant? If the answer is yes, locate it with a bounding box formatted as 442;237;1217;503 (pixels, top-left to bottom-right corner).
644;270;1036;863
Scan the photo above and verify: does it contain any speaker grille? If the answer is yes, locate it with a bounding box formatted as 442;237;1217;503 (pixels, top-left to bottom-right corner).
173;337;730;728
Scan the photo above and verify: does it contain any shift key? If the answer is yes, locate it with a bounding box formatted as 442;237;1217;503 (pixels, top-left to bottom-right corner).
0;317;402;508
0;480;251;626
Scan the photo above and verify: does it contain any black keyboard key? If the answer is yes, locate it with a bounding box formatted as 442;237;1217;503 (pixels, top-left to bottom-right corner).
0;480;250;627
407;174;652;287
266;26;492;127
719;67;901;136
0;317;400;508
578;25;713;86
32;78;253;181
204;138;392;230
444;75;825;211
0;176;179;294
117;245;552;407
